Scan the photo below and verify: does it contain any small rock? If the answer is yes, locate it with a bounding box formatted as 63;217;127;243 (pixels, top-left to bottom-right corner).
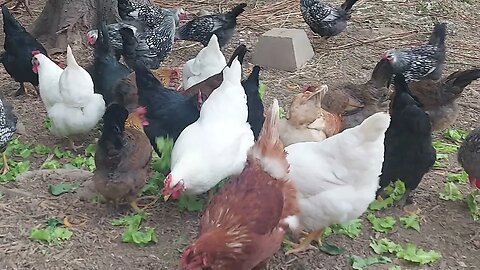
16;121;26;135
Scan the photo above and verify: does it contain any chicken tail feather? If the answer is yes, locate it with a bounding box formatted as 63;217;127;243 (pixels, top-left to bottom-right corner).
227;44;247;67
249;99;289;180
1;5;25;34
340;0;359;13
428;23;447;48
446;68;480;92
99;104;129;151
228;3;247;18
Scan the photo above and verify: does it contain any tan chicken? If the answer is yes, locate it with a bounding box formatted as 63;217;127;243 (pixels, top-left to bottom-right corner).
408;68;480;131
320;58;393;130
279;85;341;146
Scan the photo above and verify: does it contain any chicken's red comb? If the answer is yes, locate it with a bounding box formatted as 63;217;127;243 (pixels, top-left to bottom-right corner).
302;85;315;93
32;50;41;56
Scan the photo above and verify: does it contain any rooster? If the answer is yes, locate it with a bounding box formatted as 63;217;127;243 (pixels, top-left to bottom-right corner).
163;59;254;200
285;112;390;254
383;23;447;82
0;5;48;96
181;35;227;90
377;74;436;209
458;128;480;189
47;46;106;150
175;3;247;48
300;0;359;39
180;99;299;270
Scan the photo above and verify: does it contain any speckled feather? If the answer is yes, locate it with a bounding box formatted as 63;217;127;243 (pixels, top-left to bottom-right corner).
396;45;443;82
300;0;356;37
0;96;17;151
176;3;246;47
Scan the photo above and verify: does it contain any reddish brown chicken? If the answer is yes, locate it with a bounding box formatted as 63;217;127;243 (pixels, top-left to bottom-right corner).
180;99;299;270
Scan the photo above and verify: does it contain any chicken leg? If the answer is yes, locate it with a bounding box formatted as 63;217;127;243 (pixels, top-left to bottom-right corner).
130;200;143;213
285;229;323;255
68;138;83;152
1;152;9;175
14;82;26;97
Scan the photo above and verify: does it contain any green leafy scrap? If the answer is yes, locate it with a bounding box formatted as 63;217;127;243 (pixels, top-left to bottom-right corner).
466;190;480;221
439;182;463;201
34;144;51;155
112;213;157;246
446;171;468;183
48;183;79;196
367;213;396;233
443;129;467;143
153;137;174;175
142;172;165;195
396;243;441;264
330;219;363;238
400;214;421;232
258;81;266;101
319;242;345;255
370;238;441;265
370;238;403;254
68;155;95;172
369;181;406;211
178;194;205;212
432;141;459;154
43;117;52;130
41;160;61;170
279;107;286;119
29;218;73;245
349;255;391;270
84;144;96;157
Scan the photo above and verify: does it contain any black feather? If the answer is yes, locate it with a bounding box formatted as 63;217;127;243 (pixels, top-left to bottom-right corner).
242;66;265;140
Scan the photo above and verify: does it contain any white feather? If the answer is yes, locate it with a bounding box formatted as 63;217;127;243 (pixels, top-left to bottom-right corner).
181;35;226;89
286;112;390;231
35;53;63;111
169;59;254;194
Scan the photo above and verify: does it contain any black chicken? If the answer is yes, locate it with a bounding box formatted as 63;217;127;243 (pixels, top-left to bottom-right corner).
120;28;202;156
458;128;480;189
377;74;436;208
242;66;265;140
92;22;131;105
175;3;247;48
300;0;359;38
0;5;47;96
0;91;17;175
383;23;447;82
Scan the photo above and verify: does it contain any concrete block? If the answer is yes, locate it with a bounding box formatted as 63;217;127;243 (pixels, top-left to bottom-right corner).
252;28;314;72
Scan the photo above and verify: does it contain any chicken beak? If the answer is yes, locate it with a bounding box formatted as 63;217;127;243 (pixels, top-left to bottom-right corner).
163;193;171;201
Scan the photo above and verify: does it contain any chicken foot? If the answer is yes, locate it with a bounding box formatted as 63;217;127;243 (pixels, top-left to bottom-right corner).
14;82;26;97
68;138;84;152
285;229;323;255
1;152;10;175
395;189;421;214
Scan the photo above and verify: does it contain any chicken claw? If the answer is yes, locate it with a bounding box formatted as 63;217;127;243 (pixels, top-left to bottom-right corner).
130;200;144;213
68;139;83;152
1;152;9;175
285;230;323;255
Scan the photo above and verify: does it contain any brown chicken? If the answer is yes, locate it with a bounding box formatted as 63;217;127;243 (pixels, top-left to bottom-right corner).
93;103;152;212
279;85;341;146
181;44;247;98
180;99;299;270
458;127;480;189
408;68;480;131
320;58;393;130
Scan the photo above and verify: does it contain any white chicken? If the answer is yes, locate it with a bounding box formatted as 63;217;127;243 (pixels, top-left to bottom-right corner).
284;112;390;254
163;58;254;200
181;34;226;90
31;52;63;111
47;45;106;150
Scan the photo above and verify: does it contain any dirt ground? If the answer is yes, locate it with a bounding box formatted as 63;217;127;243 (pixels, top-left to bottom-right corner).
0;0;479;269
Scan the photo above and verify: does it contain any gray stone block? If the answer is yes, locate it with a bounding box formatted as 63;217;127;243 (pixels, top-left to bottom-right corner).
252;28;314;72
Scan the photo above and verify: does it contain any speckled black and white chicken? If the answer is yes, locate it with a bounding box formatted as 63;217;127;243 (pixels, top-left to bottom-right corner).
175;3;247;48
87;0;186;68
300;0;359;38
383;23;447;82
0;91;17;175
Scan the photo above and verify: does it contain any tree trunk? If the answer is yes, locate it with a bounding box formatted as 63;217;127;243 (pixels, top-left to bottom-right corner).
30;0;120;50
